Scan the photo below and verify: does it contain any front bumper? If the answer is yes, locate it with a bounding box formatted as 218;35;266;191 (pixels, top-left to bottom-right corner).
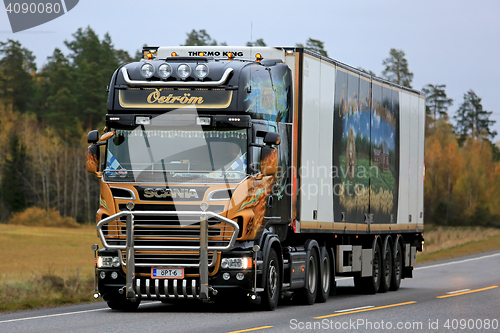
96;210;240;301
97;267;254;301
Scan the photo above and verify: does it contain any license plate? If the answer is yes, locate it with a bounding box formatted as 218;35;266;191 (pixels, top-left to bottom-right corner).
151;268;184;279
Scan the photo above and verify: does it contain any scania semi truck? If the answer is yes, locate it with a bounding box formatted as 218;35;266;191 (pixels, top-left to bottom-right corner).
87;46;425;311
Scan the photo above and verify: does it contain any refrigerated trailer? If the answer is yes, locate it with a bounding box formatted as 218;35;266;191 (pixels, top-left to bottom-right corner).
87;46;425;311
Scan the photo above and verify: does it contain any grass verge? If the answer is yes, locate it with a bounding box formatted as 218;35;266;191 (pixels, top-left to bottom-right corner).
0;224;99;313
0;273;97;313
417;232;500;264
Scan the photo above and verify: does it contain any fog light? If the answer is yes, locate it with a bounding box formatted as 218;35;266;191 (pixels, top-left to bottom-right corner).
99;271;106;279
111;271;118;280
222;272;230;280
236;273;244;281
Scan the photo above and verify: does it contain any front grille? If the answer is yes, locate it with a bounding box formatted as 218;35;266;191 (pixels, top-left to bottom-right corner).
97;209;238;276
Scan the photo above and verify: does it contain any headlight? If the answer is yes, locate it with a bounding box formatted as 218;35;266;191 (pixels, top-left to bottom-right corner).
112;257;120;267
140;63;155;78
158;63;172;79
221;258;253;269
177;64;191;79
195;64;209;79
97;256;120;268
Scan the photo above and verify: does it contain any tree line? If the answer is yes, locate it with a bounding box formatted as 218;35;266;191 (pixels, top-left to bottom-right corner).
0;28;498;227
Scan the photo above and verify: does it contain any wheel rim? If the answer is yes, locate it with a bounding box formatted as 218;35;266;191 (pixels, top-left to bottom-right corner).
321;256;330;293
385;248;391;281
268;260;278;298
373;247;380;282
394;247;401;280
308;255;317;293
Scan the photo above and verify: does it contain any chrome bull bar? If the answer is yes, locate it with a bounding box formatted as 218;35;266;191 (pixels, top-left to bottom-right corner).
96;211;239;301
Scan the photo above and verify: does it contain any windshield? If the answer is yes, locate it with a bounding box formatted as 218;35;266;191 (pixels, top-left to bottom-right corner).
105;127;248;183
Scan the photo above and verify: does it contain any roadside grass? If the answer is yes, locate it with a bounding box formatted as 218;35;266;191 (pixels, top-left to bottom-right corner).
0;224;99;312
417;225;500;263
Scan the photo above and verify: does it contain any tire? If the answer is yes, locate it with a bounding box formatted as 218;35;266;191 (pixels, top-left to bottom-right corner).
354;240;381;294
296;249;318;305
379;237;393;293
107;298;141;311
261;248;281;311
389;240;403;291
316;247;331;303
328;248;337;296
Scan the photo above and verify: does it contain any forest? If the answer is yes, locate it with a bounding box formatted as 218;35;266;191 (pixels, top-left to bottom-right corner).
0;27;499;226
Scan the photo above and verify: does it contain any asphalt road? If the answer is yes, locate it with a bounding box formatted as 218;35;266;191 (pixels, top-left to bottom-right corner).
1;251;500;333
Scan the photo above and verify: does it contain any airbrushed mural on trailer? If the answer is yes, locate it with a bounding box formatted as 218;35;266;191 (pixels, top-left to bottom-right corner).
333;70;399;224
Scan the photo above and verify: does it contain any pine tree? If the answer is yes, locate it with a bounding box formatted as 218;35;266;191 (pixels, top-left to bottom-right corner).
422;84;453;120
296;38;328;57
454;90;496;141
64;27;121;130
382;48;413;88
35;48;79;135
1;134;29;214
247;38;267;47
184;29;220;46
0;40;36;112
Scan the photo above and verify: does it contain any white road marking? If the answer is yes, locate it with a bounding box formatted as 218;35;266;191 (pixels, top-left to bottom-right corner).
447;289;471;294
335;305;374;313
0;301;162;324
0;308;108;324
415;252;500;270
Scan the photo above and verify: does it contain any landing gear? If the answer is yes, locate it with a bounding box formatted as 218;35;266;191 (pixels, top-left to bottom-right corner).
354;239;381;294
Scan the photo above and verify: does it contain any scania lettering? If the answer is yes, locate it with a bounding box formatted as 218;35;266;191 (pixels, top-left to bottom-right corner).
87;46;425;311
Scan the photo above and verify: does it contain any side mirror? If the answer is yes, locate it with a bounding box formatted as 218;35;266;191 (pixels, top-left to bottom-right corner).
263;132;280;146
87;130;99;144
87;144;100;174
261;146;278;176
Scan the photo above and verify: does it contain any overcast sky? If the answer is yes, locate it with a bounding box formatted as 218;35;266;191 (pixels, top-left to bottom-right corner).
1;0;499;140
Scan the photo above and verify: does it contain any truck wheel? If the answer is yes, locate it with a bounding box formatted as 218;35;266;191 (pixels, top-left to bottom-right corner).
389;241;403;291
379;238;393;293
296;249;318;305
107;298;141;311
316;247;331;303
329;247;337;296
354;240;381;294
261;248;280;311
